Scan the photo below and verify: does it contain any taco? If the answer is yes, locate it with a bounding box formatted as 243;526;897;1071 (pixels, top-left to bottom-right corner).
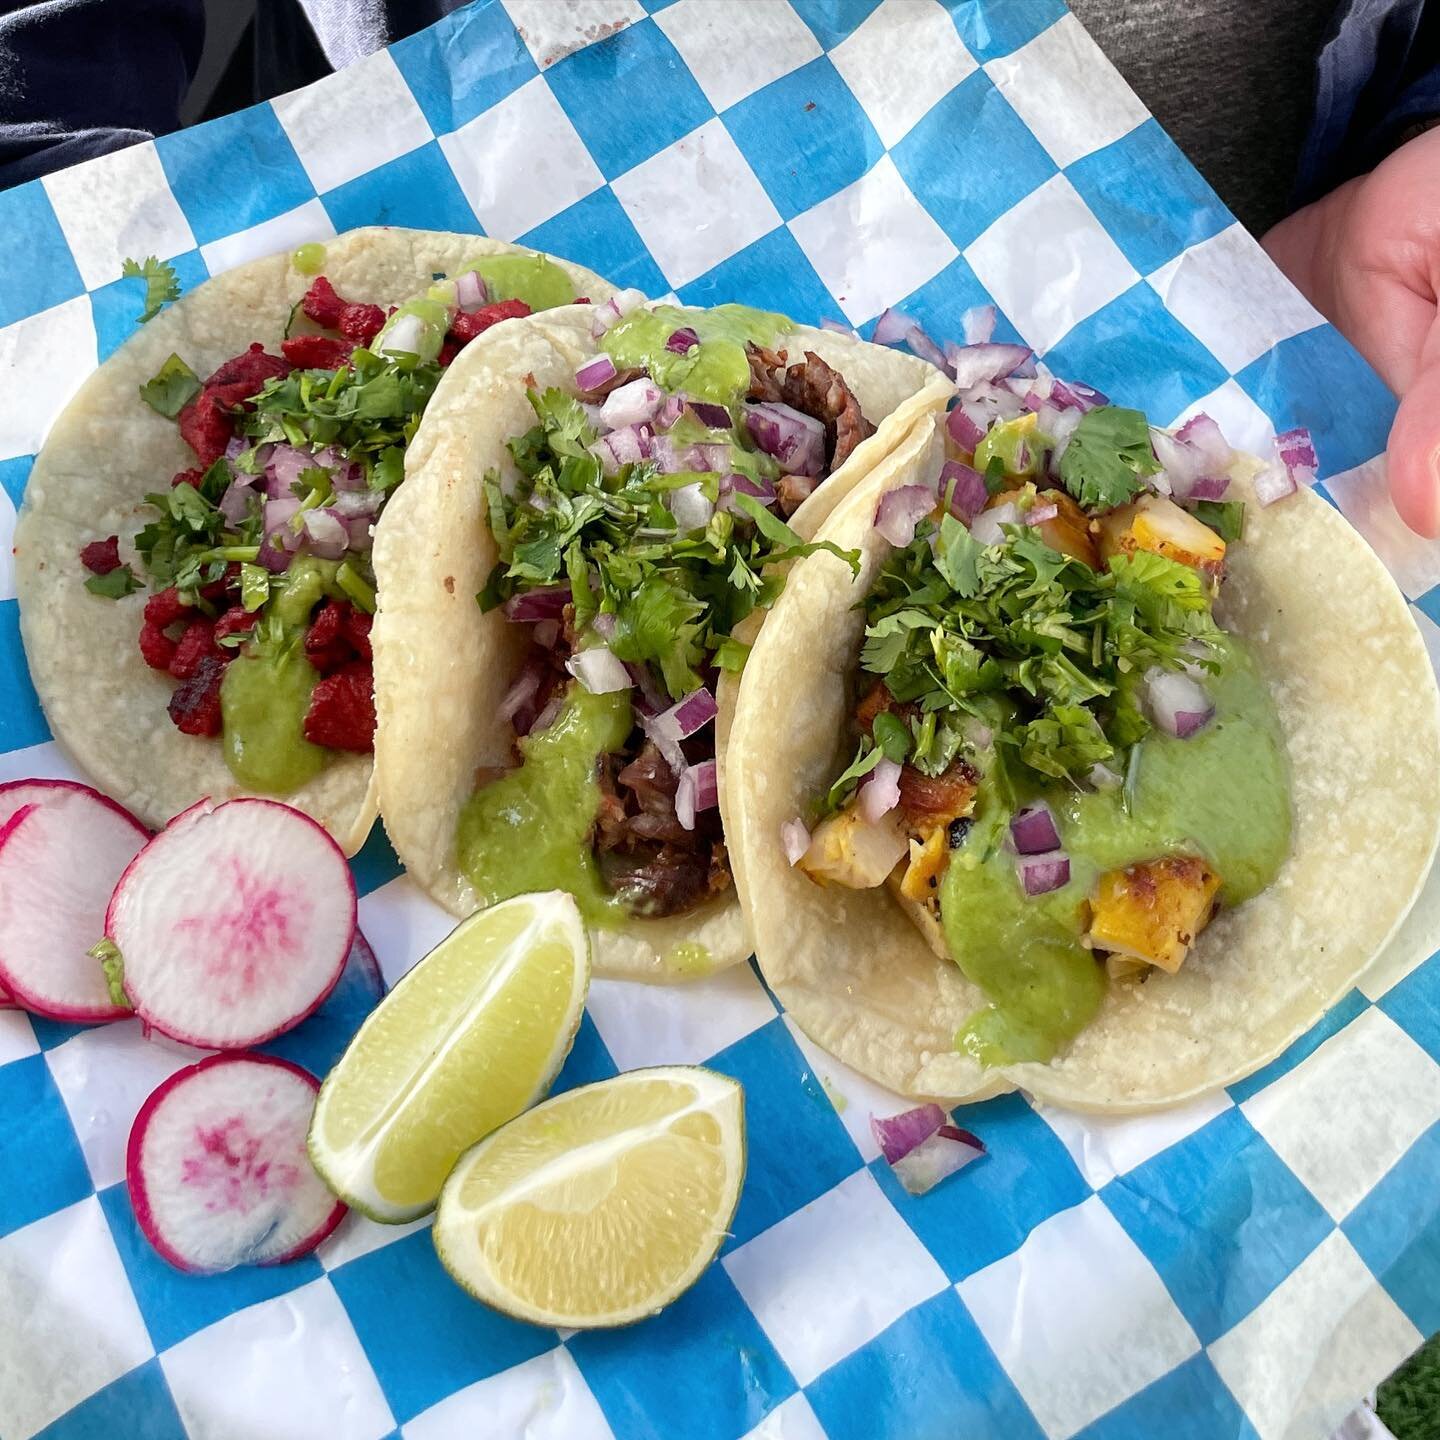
372;298;953;980
15;227;613;855
725;368;1440;1110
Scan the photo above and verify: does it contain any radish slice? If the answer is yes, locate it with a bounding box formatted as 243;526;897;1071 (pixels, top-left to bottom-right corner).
0;780;148;1021
127;1052;346;1273
106;798;356;1049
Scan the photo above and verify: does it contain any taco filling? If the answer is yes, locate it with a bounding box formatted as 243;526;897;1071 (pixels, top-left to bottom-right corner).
459;302;874;927
75;255;586;795
792;386;1305;1068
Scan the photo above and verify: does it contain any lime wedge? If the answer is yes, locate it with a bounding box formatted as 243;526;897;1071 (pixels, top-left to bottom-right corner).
309;891;589;1222
434;1066;745;1328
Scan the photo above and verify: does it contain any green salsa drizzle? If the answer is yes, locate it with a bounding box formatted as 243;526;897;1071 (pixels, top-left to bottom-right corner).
456;686;634;927
601;303;791;405
292;243;327;276
464;253;576;311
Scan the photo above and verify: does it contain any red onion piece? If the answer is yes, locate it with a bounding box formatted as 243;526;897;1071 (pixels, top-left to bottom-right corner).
455;269;487;312
904;321;948;371
871;307;916;347
875;484;935;547
1050;378;1107;412
267;444;314;498
892;1125;987;1195
666;326;700;355
303;508;349;559
345;517;373;551
1185;474;1231;502
962;304;997;346
1252;460;1296;506
589;288;647;338
668;482;714;531
642;686;717;772
255;534;294;574
654;393;686;431
1276;425;1317;473
1010;803;1060;854
575;354;617;391
949;343;1032;390
1017;851;1070;896
218;482;252;527
499;660;543;727
946;403;986;452
871;1104;945;1164
379;313;425;358
675;759;719;831
969;500;1019;545
1144;667;1213;738
781;817;810;866
591;422;652;474
744;402;825;477
533;618;560;650
600;378;664;430
224;435;249;462
263;496;301;536
566;646;632;695
687;401;732;431
330;489;383;518
858;757;902;823
1087;761;1123;791
625;661;669;716
1025;502;1059;525
502;586;570;624
941;461;987;523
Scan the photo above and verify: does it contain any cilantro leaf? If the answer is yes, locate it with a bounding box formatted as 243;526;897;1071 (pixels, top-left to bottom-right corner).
824;743;885;812
84;565;141;599
138;354;201;417
1058;406;1160;511
1192;499;1245;543
121;256;181;324
871;709;911;763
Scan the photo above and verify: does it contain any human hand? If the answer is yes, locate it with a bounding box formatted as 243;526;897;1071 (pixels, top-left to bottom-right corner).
1263;127;1440;536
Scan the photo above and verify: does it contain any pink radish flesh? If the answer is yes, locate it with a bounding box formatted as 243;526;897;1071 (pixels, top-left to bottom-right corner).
106;797;356;1048
127;1052;345;1273
0;781;149;1021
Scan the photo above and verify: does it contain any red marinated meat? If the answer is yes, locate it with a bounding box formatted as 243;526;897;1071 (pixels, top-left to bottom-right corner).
301;276;346;329
79;536;121;575
212;606;257;644
167;656;225;737
341;606;372;661
143;587;191;629
449;299;531;345
168;619;219;680
177;391;234;466
138;623;177;671
339;303;385;344
282;334;353;370
303;662;376;751
170;467;204;489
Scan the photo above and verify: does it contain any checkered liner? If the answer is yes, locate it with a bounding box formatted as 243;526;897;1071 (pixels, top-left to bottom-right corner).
0;3;1437;1437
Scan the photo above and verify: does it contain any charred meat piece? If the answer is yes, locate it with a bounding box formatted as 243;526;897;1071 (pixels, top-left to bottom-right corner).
577;365;647;402
598;839;730;918
746;344;875;474
897;760;979;825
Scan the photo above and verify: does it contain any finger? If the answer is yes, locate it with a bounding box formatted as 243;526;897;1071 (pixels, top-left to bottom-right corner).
1387;337;1440;538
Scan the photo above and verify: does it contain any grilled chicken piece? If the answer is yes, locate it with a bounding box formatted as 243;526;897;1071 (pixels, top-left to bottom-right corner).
1087;855;1221;973
898;825;948;901
799;805;908;889
991;486;1098;567
1096;493;1226;580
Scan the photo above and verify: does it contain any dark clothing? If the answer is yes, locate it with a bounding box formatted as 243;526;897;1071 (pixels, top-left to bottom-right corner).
0;0;1437;234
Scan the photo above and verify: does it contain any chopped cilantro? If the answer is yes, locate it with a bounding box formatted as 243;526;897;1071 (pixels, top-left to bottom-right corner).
1057;406;1160;511
240;563;270;613
1191;499;1245;543
84;565;141;599
137;354;201;417
121;256;181;324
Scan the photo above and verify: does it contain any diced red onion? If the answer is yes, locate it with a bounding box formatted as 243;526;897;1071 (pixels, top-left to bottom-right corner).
502;586;570;624
255;534;294;574
1253;460;1296;507
744;402;825;477
857;757;902;823
600;377;663;430
1185;474;1231;501
666;326;699;355
688;442;733;473
946;403;986;452
871;1104;945;1165
903;320;947;371
642;686;716;772
719;472;777;512
781;817;810;866
591;422;652;474
330;488;383;518
499;660;543;726
530;694;563;736
533;618;560;650
819;317;855;336
625;661;669;716
303;507;349;559
1010;803;1060;854
1152;417;1234;501
655;394;686;431
224;435;249;462
1010;352;1038;379
962;304;997;346
218;482;252;527
949;342;1033;390
891;1125;987;1195
589;288;647;338
941;460;987;523
330;462;367;493
379;312;425;358
263;496;302;536
581;401;607;431
1050;378;1107;412
1144;666;1214;738
675;758;719;831
970;501;1019;545
875;484;935;547
1087;761;1122;791
575;354;618;391
687;401;732;431
669;482;714;531
1017;851;1070;896
1176;413;1233;470
872;307;916;347
566;646;632;695
345;517;373;550
455;269;488;312
267;444;314;498
1276;425;1317;473
1025;502;1059;526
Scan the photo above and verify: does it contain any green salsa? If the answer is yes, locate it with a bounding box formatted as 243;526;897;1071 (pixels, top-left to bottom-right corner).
465;254;577;311
943;636;1292;1065
456;684;634;927
292;242;327;275
373;297;450;363
219;559;344;794
601;303;792;405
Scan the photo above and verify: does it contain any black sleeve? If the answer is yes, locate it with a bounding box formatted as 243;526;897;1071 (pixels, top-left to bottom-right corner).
0;0;205;190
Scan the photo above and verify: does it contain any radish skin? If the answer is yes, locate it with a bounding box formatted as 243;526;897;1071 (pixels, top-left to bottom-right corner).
107;798;356;1050
0;780;149;1021
127;1052;346;1273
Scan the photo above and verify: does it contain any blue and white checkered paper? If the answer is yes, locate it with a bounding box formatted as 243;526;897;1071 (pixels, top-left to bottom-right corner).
1;3;1438;1437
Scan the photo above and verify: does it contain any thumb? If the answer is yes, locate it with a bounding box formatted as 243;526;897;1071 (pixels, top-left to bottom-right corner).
1387;316;1440;538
